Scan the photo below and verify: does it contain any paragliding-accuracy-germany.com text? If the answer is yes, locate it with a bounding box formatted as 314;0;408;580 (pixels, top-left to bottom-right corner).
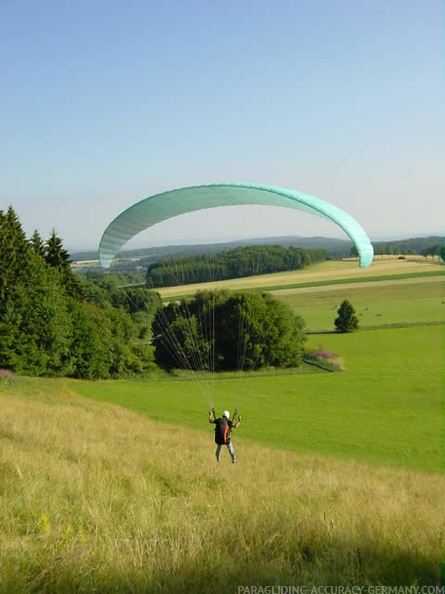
237;585;445;594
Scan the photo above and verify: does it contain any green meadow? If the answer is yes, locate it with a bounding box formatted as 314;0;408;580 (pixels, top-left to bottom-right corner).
74;265;444;474
276;276;444;331
0;259;443;590
72;324;443;474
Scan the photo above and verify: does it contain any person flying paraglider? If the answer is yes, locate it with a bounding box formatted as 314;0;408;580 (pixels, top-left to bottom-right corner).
209;409;242;463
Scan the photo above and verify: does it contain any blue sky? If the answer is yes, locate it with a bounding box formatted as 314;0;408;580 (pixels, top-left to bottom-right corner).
1;0;443;250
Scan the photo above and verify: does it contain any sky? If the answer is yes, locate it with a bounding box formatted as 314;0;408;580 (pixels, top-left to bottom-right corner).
1;0;443;251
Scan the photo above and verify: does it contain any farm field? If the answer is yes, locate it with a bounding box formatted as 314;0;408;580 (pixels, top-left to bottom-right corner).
156;257;442;299
0;259;443;590
277;274;444;331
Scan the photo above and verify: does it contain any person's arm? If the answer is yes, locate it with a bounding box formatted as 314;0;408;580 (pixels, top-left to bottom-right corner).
232;416;242;429
209;409;216;424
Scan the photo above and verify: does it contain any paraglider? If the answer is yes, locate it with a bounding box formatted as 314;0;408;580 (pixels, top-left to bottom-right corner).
209;408;242;463
98;183;374;460
99;183;374;269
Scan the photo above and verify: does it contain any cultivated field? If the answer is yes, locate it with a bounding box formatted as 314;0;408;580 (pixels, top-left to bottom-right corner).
0;258;443;591
156;257;441;299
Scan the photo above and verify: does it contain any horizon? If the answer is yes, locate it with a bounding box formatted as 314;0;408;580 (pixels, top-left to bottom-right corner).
68;230;443;255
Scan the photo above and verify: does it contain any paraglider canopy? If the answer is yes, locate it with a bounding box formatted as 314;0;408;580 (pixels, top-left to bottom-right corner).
99;183;374;268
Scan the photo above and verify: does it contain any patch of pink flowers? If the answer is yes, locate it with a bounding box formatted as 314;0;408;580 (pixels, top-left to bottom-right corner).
0;369;17;379
315;350;334;358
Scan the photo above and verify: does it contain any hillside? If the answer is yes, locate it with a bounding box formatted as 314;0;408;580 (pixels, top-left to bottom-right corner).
0;377;442;591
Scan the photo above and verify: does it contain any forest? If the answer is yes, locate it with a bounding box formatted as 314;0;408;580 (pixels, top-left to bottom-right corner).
145;245;327;287
0;207;162;379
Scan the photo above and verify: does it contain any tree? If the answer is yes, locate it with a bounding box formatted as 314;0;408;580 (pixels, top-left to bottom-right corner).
152;290;306;371
0;250;74;376
112;287;162;316
334;299;359;333
68;301;112;379
29;230;46;257
261;293;306;367
44;230;84;299
422;244;442;261
213;292;305;370
0;207;30;302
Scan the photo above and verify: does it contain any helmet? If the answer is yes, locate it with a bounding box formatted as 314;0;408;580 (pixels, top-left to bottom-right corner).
223;410;230;419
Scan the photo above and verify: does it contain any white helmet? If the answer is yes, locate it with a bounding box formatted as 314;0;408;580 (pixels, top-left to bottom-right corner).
223;410;230;419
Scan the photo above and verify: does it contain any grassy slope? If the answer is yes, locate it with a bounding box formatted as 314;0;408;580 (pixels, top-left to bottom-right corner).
0;380;443;590
72;325;443;474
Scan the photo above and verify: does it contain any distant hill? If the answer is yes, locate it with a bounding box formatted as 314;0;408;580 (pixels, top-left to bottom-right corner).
72;236;353;263
71;235;443;274
372;235;443;256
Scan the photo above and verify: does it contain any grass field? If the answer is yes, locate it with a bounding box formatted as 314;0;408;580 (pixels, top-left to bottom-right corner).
277;275;444;331
0;379;443;591
72;324;443;474
0;258;443;590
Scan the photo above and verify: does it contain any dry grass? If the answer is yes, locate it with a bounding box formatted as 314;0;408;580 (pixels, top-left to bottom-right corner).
157;258;441;299
0;382;443;592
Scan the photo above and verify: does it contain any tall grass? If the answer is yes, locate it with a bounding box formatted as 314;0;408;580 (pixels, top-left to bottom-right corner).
0;384;443;592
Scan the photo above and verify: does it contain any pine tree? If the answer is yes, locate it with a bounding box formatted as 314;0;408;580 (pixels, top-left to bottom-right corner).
44;230;84;299
334;299;359;333
0;207;30;302
29;230;46;257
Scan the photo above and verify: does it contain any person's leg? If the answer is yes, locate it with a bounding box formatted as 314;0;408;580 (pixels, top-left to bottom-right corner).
215;444;222;461
227;442;237;463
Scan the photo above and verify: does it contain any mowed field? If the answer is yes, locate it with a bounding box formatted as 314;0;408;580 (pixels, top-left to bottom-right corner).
0;257;443;590
276;270;444;330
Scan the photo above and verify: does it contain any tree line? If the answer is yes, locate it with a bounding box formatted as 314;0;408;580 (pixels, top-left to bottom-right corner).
0;207;162;379
145;245;327;287
420;243;445;261
371;236;444;259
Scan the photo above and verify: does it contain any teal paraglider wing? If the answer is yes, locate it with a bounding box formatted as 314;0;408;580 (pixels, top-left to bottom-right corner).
99;183;374;268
